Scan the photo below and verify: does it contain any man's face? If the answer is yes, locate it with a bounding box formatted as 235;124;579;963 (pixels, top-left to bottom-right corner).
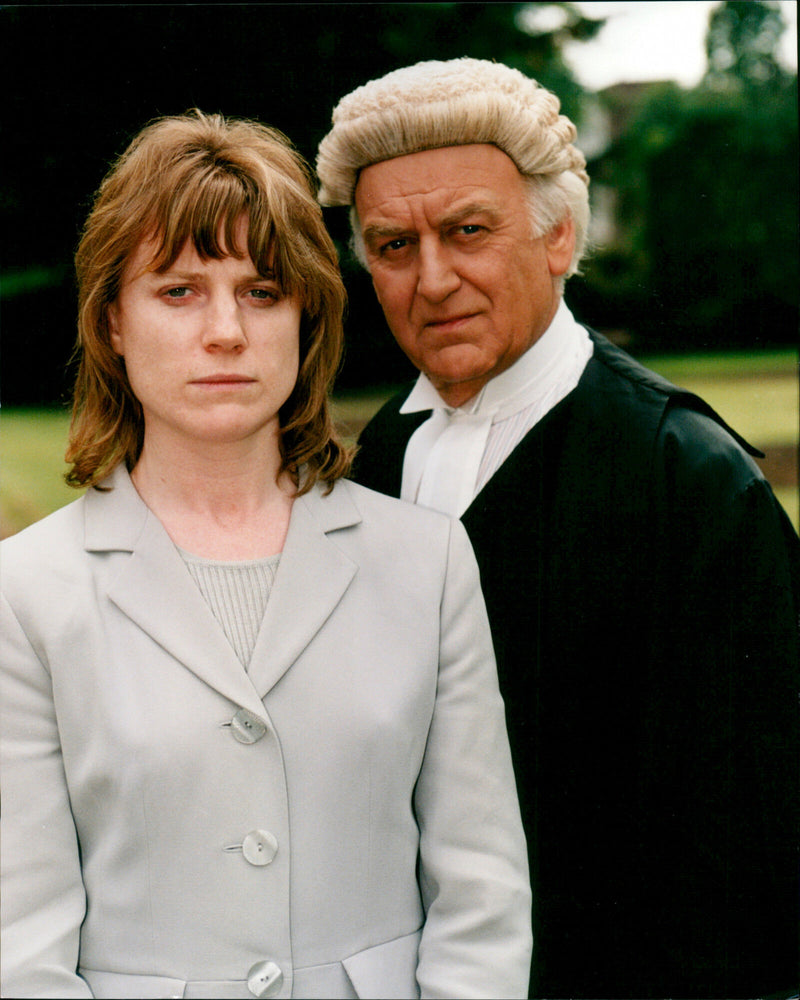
354;144;575;407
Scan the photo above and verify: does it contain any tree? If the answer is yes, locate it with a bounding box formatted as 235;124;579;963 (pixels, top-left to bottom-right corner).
571;0;798;352
705;0;789;91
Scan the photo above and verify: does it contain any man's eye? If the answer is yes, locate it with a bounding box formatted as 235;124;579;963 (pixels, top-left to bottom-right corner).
459;225;482;235
383;238;409;252
164;286;190;299
248;288;279;301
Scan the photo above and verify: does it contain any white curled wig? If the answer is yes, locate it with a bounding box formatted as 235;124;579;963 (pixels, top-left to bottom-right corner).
316;58;591;277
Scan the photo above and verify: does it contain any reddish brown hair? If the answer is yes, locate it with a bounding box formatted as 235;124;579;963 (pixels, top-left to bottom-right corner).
67;110;351;492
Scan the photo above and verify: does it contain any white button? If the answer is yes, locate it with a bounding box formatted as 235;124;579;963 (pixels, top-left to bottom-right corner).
247;960;283;997
230;709;267;744
242;829;278;866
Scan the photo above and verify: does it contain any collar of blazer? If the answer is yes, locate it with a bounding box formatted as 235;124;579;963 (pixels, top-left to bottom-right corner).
83;465;362;709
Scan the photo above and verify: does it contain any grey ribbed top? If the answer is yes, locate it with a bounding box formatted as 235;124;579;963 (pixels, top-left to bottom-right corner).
180;551;280;669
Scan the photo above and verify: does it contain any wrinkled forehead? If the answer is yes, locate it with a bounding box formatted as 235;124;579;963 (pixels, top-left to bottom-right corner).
354;144;528;221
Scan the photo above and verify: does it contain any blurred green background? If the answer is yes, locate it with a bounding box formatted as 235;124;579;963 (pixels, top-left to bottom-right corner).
2;1;797;535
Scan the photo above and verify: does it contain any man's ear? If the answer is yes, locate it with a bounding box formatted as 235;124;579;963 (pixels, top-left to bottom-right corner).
544;215;576;277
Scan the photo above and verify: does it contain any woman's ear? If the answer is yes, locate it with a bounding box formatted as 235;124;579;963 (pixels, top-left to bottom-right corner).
108;304;124;356
544;215;576;278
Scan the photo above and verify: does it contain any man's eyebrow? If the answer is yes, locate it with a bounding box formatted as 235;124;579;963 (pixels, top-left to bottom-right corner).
361;223;409;245
362;203;499;245
439;202;500;227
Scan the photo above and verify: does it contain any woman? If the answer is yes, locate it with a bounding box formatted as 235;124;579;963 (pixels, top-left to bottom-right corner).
0;111;531;999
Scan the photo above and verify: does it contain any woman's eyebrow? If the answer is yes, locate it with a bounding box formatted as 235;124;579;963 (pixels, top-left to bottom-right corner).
150;269;205;281
149;265;276;280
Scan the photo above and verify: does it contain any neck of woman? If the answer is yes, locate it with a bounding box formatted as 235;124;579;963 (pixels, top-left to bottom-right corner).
129;430;297;560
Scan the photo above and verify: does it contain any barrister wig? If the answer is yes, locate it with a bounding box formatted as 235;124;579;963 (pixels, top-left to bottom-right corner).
67;110;351;493
316;58;591;276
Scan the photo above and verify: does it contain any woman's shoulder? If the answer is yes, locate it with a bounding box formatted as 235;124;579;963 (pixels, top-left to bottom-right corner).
312;480;478;605
316;477;473;571
2;495;87;577
302;476;459;550
338;477;456;534
346;476;442;512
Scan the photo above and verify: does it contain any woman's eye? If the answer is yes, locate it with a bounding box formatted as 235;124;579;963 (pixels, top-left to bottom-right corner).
248;287;279;301
164;286;190;299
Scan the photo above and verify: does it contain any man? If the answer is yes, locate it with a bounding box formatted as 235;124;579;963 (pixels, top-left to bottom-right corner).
316;58;799;999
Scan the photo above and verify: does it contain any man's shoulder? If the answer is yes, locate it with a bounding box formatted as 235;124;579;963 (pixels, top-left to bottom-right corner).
584;331;704;423
583;330;760;456
655;400;768;506
586;331;677;395
582;331;773;506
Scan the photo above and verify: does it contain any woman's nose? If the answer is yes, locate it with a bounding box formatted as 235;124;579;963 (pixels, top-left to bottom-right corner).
202;294;247;351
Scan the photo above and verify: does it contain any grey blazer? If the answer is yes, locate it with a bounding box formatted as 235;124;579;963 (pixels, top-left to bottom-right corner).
1;466;531;1000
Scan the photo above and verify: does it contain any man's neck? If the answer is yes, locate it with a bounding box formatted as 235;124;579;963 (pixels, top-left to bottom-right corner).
402;298;580;417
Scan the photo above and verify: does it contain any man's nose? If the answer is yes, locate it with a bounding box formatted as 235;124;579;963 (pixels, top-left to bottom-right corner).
416;240;461;303
202;294;246;351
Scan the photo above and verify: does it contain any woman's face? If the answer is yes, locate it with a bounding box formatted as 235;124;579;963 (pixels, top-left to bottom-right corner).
109;217;302;454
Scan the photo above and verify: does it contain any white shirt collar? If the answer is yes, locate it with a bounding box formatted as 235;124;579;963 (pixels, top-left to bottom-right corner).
399;299;589;422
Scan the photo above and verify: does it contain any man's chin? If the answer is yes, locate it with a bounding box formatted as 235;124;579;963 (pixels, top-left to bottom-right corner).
425;367;492;408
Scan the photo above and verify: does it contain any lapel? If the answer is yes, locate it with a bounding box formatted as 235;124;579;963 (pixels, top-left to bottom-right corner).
87;466;267;717
85;467;360;711
246;480;360;699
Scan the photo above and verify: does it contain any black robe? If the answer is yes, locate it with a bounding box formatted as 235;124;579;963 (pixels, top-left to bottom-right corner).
352;331;800;999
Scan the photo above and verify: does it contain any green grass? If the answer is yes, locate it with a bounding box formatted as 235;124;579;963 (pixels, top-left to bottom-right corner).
1;406;81;537
641;347;796;381
2;349;797;536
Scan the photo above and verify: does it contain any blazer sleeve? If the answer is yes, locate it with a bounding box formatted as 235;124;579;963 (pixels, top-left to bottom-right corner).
1;592;93;999
413;520;532;1000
